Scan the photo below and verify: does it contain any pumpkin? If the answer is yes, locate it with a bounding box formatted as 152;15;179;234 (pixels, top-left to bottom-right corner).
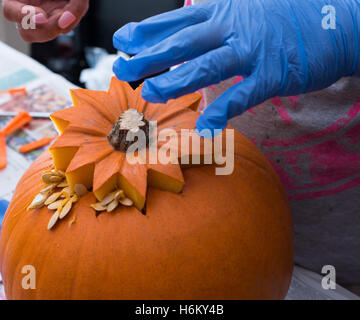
0;78;293;299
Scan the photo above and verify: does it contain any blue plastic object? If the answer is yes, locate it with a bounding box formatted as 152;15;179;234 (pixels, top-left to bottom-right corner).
0;199;9;229
113;0;360;135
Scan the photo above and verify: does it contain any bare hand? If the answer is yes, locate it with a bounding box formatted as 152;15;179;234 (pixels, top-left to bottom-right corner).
2;0;89;42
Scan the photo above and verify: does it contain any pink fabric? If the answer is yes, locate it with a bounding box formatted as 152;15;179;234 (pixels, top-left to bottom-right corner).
263;98;360;148
263;97;360;200
271;97;292;126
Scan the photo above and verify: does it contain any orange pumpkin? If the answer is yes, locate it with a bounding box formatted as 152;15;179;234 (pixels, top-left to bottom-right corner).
0;78;293;299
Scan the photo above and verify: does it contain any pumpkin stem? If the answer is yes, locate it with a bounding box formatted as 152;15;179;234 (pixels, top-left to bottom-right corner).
107;108;150;152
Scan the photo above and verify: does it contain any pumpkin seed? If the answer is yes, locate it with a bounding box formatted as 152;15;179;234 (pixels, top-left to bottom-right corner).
27;192;49;210
41;172;55;184
91;203;107;211
55;170;65;177
49;175;63;183
44;191;62;205
70;194;79;203
119;197;133;206
40;183;57;194
107;199;119;212
89;189;133;213
115;190;125;199
59;200;72;219
74;184;88;197
57;181;68;188
49;169;64;176
47;211;59;230
47;199;64;210
62;186;73;197
99;191;118;206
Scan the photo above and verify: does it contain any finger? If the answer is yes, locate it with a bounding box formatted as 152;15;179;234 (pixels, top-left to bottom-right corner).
18;13;61;43
58;0;89;29
139;46;243;103
113;4;209;55
113;22;222;82
2;0;47;24
3;0;26;22
18;14;64;43
196;73;265;135
19;26;61;43
13;0;89;43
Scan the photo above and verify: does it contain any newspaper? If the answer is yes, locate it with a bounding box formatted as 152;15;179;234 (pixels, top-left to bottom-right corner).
0;147;30;201
0;40;77;209
0;116;55;161
0;41;76;114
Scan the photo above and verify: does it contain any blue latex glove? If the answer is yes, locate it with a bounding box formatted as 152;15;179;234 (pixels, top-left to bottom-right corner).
113;0;360;134
0;199;9;229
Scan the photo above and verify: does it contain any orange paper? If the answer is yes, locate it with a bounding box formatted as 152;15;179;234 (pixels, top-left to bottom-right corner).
1;110;32;137
0;132;6;169
19;136;55;154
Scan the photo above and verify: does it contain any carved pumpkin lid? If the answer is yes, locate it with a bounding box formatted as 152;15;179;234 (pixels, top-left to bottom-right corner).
49;77;203;210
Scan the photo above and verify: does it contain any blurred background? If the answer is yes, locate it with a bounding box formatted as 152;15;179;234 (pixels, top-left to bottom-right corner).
0;0;184;87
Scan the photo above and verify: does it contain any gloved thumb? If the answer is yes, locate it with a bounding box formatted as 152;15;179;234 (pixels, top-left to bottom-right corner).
196;73;264;136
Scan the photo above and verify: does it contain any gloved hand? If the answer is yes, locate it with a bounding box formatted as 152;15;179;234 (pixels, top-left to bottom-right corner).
113;0;360;134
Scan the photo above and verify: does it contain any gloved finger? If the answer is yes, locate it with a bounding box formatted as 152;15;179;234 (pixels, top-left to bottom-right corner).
140;45;243;103
2;0;47;24
113;22;222;82
113;4;209;55
196;73;265;135
58;0;89;30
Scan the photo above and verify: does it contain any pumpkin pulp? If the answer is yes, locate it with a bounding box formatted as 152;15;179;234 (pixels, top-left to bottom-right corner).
107;108;150;153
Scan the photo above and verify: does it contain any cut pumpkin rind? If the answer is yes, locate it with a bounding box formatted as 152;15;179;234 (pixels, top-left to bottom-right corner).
108;77;134;112
118;159;147;211
93;151;124;200
48;77;202;211
71;89;119;123
50;105;112;136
